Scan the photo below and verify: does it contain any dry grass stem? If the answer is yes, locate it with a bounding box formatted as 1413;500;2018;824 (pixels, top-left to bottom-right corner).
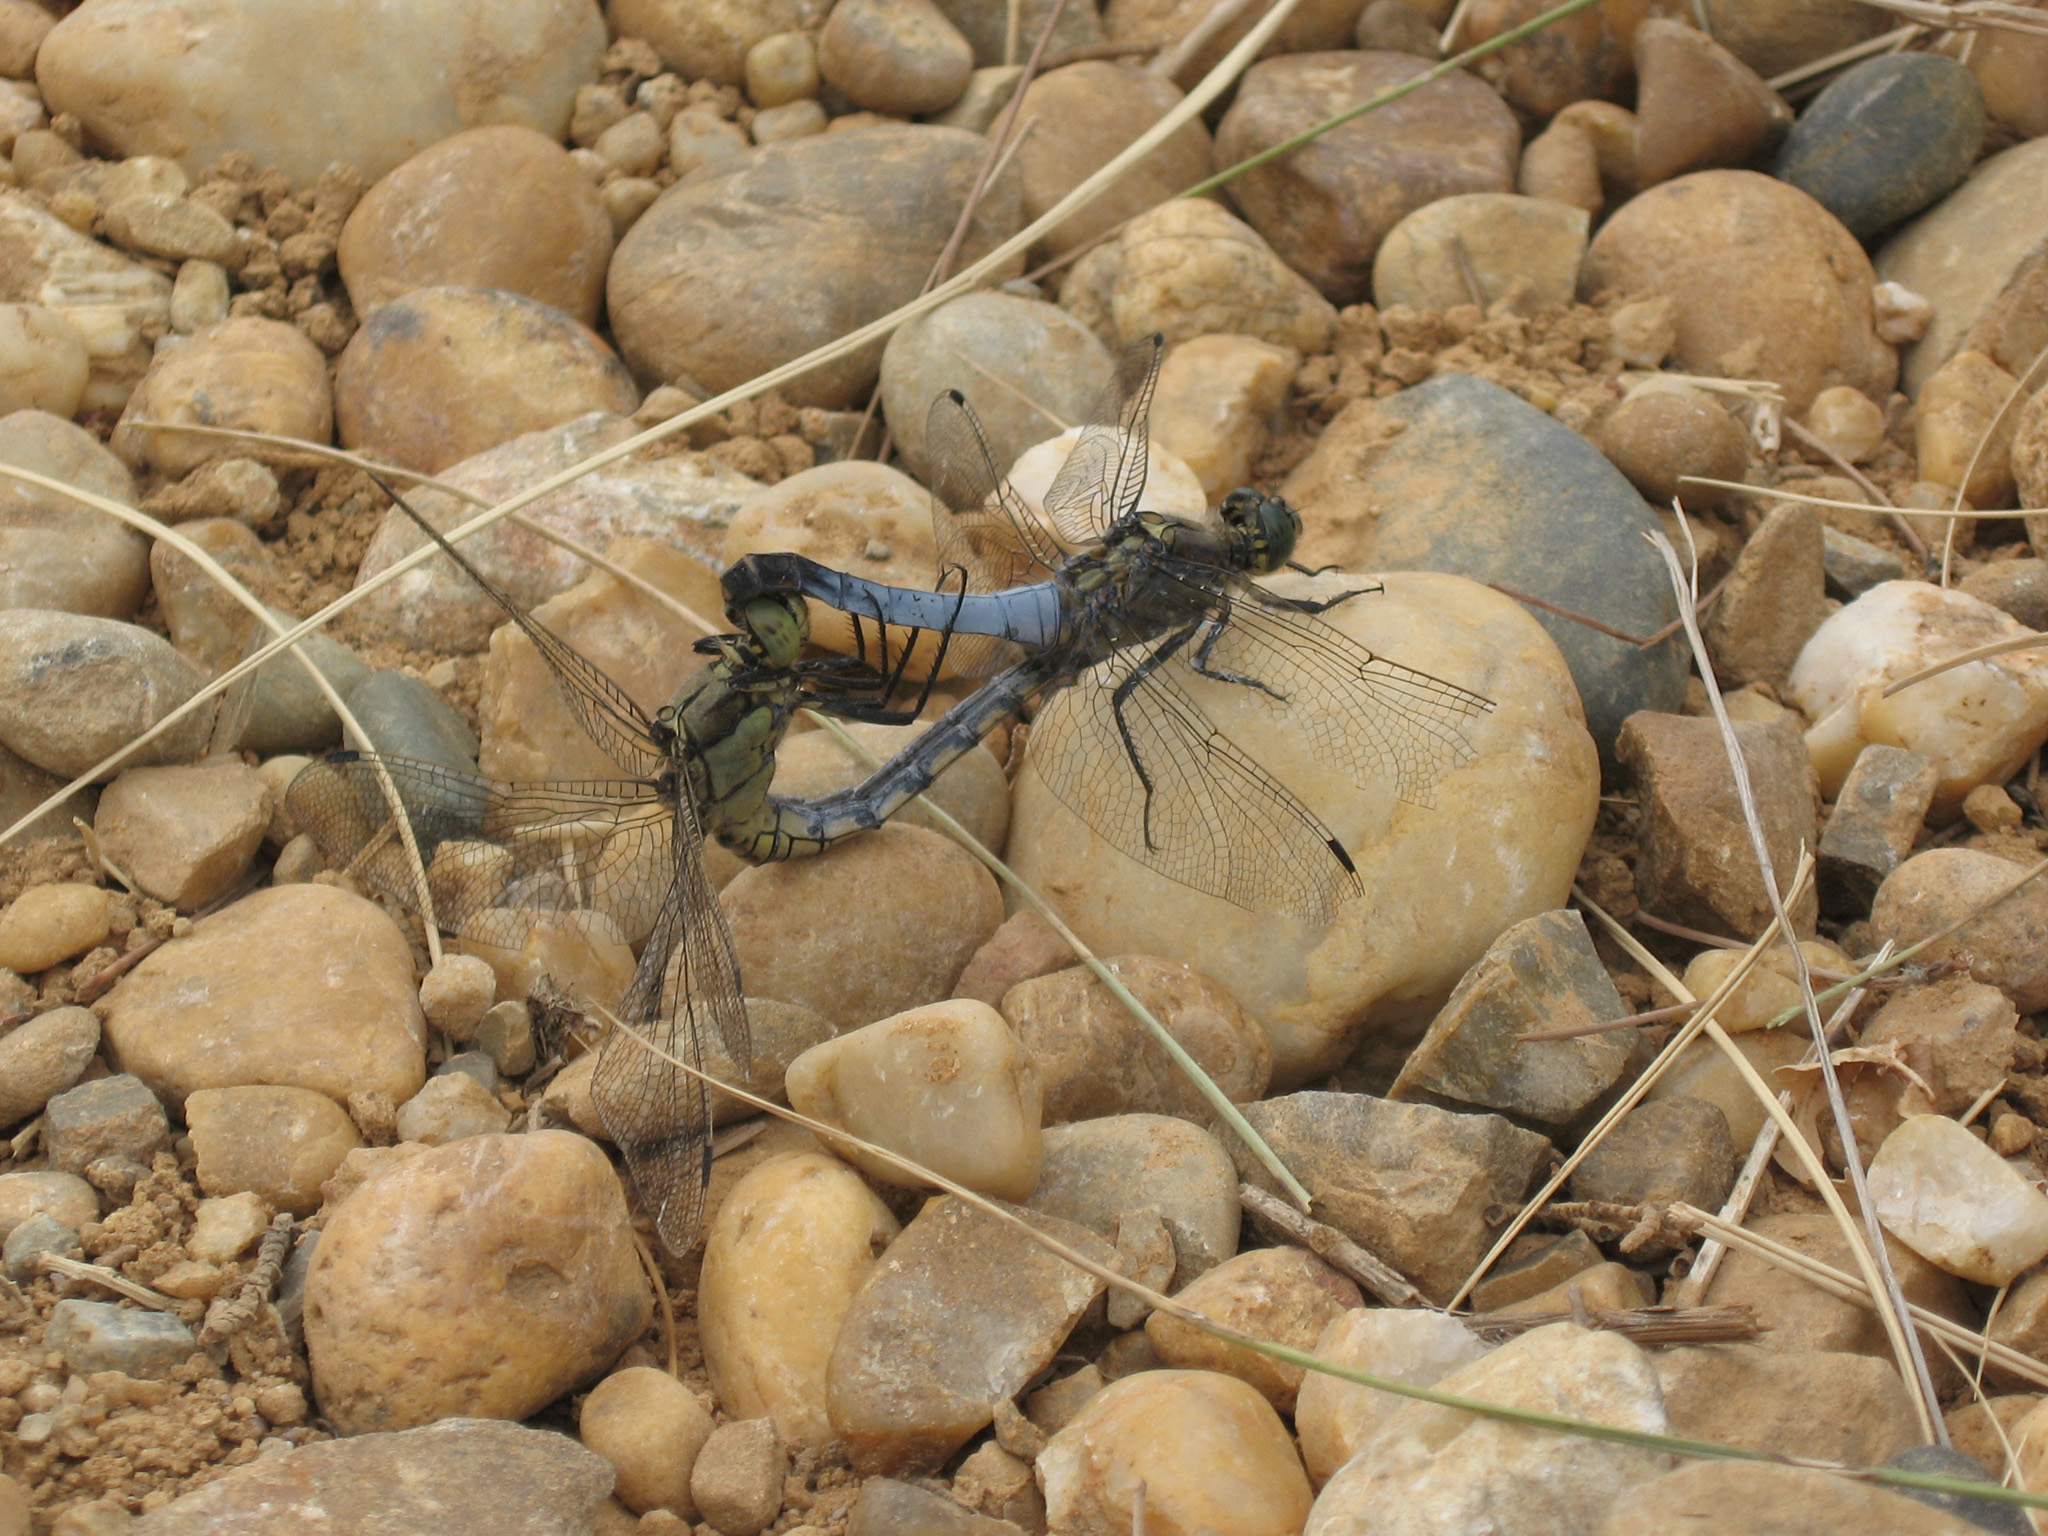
1767;25;1923;90
37;1254;179;1310
1239;1181;1428;1307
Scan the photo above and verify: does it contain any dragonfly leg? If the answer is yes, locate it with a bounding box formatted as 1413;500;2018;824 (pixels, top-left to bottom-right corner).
1188;613;1288;701
1111;627;1198;854
1272;578;1385;615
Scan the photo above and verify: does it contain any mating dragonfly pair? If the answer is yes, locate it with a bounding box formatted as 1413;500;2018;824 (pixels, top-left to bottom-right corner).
287;337;1495;1251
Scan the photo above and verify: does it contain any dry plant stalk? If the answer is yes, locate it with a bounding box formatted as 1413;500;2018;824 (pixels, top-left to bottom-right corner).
1462;1304;1764;1347
1239;1182;1427;1307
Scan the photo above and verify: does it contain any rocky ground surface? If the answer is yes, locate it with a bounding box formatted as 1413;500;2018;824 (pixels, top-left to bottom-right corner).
1;0;2048;1532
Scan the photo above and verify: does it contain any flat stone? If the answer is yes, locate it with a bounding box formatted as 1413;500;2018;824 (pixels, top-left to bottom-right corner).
0;888;112;975
1145;1247;1361;1412
0;1004;98;1126
93;760;270;911
129;1417;616;1536
579;1366;713;1518
1869;848;2048;1013
689;1417;785;1536
0;1170;97;1241
1595;1460;1985;1536
1616;710;1820;940
1371;193;1587;313
846;1479;1027;1536
1281;373;1684;761
825;1195;1111;1473
0;611;214;779
0;410;147;620
1295;1308;1491;1484
39;0;605;187
1235;1092;1552;1305
1701;501;1830;691
100;193;237;265
1214;51;1519;305
1818;744;1938;918
44;1299;195;1381
1777;54;1986;241
43;1074;169;1177
344;671;478;771
1654;1344;1920;1466
393;1072;512;1146
1632;18;1791;187
3;1210;80;1281
187;1084;362;1216
1822;526;1907;600
1391;908;1636;1130
111;318;332;480
1569;1097;1737;1211
1027;1114;1238;1288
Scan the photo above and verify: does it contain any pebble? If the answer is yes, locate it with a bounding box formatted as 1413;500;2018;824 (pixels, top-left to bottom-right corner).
0;302;87;418
1777;54;1985;241
1788;580;2048;814
1390;908;1636;1130
689;1418;786;1536
3;1211;79;1281
187;1190;273;1263
417;952;497;1039
1877;134;2048;398
610;124;1021;407
1296;1309;1491;1484
749;99;826;146
0;1170;97;1241
724;824;1004;1032
131;1417;615;1536
43;1074;169;1178
1146;1248;1361;1412
1968;15;2048;139
700;1151;900;1449
2020;392;2048;518
167;259;229;335
150;515;275;671
1656;1344;1919;1466
1370;193;1587;313
1037;1370;1311;1536
1965;564;2048;639
1631;18;1791;187
43;1299;195;1381
825;1194;1110;1473
593;112;664;178
578;1366;715;1518
769;720;1010;855
341;670;477;772
952;909;1076;1009
1148;334;1297;504
611;0;829;84
1238;1093;1551;1304
0;192;170;413
934;0;1102;69
931;64;1019;133
1593;384;1750;512
1804;384;1888;465
1643;1024;1811;1149
1354;0;1439;55
1700;500;1829;691
337;126;613;327
111;318;332;479
1861;977;2016;1121
1010;62;1209;261
1306;1324;1669;1536
306;1131;651;1433
102;883;426;1109
1286;374;1682;759
786;998;1043;1200
38;0;605;186
392;1072;511;1146
1028;1114;1237;1288
1822;526;1906;601
747;31;820;108
186;1084;360;1214
0;886;110;974
0;610;215;779
1677;939;1851;1034
147;457;286;531
1060;198;1338;357
1605;1459;1979;1536
1617;711;1819;940
846;1478;1028;1536
92;759;270;910
1580;169;1895;414
1869;1112;2048;1288
1917;349;2020;509
1570;1096;1738;1210
99;192;236;266
1010;568;1595;1084
0;410;148;620
1214;52;1519;304
818;0;973;116
333;285;637;474
878;289;1111;484
0;1004;97;1126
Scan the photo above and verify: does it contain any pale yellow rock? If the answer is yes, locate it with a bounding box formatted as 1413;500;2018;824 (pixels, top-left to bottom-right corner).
1037;1370;1312;1536
1006;569;1598;1086
305;1131;652;1433
1370;193;1590;313
418;953;498;1039
185;1085;364;1216
1005;424;1205;555
1804;385;1887;466
101;884;427;1111
1149;334;1299;504
394;1073;512;1146
111;317;332;477
746;31;820;108
580;1366;715;1517
1296;1309;1492;1485
1868;1113;2048;1286
100;193;237;265
0;191;170;412
1678;940;1850;1034
1143;1248;1361;1412
92;760;271;911
0;1170;96;1241
1916;349;2021;509
786;999;1043;1200
186;1190;273;1264
699;1151;899;1448
1787;579;2048;813
151;1258;228;1300
0;883;111;973
0;302;87;418
1643;1024;1809;1149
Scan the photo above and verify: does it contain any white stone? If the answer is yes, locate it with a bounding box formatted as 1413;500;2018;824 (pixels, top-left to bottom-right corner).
0;190;171;412
1788;580;2048;815
1867;1113;2048;1286
1295;1308;1493;1485
1004;424;1205;557
187;1190;273;1264
0;303;87;418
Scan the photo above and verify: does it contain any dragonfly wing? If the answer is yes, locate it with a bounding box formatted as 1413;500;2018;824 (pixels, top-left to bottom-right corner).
1025;646;1362;923
1192;584;1497;809
1039;335;1164;547
925;390;1059;677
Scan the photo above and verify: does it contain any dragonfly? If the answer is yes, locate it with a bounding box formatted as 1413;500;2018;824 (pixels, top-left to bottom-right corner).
285;490;945;1250
727;336;1498;922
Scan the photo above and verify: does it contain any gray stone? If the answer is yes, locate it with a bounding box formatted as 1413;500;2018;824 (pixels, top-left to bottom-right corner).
130;1416;615;1535
474;1001;536;1078
1818;744;1938;919
43;1074;169;1177
1776;55;1986;241
45;1298;196;1379
0;1004;100;1127
1701;501;1829;693
0;409;148;619
1886;1444;2031;1536
344;671;478;772
1468;1229;1603;1312
1233;1092;1552;1305
1280;373;1686;762
1390;909;1636;1130
274;1228;317;1349
689;1417;785;1536
435;1052;499;1092
1822;525;1908;600
930;0;1102;69
0;611;214;779
2;1210;80;1280
240;620;372;757
846;1478;1026;1536
1027;1114;1239;1288
1569;1097;1738;1210
1960;561;2048;632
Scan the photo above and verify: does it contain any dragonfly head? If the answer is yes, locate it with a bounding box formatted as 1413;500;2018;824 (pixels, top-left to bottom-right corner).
1218;489;1301;574
731;589;811;669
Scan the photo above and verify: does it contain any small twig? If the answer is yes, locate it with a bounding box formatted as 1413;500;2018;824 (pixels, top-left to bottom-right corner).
1767;25;1921;90
1448;233;1488;308
630;1228;678;1377
1240;1182;1428;1309
1463;1304;1764;1347
710;1121;765;1158
1486;575;1727;650
1960;1077;2008;1130
8;1117;40;1160
38;1254;180;1310
1679;474;2048;521
73;819;138;896
1627;908;1746;950
1149;0;1261;79
1043;40;1158;67
1517;999;1695;1043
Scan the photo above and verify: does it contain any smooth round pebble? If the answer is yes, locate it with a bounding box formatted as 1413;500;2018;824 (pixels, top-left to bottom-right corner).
786;998;1043;1200
1630;17;1793;189
1371;193;1587;313
0;611;213;778
185;1084;363;1216
0;303;88;417
419;953;497;1039
0;884;111;974
1594;386;1750;510
1804;385;1887;465
169;259;229;334
338;125;614;326
1145;1248;1362;1412
1296;1309;1492;1484
100;193;237;265
609;0;831;85
593;112;664;178
689;1418;786;1536
579;1366;715;1517
1869;849;2048;1014
334;285;638;474
111;317;332;477
392;1073;511;1146
0;410;148;619
307;1131;651;1433
746;31;819;108
0;1005;99;1128
818;0;973;116
0;1170;97;1241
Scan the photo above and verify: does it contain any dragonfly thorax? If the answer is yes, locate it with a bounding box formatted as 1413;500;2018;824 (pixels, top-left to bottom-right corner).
1218;488;1301;574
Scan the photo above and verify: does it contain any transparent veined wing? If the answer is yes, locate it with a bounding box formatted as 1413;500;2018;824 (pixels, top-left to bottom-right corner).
1038;334;1163;547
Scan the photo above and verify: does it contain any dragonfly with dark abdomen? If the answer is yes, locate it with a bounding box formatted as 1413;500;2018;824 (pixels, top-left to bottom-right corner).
728;336;1498;923
285;492;947;1250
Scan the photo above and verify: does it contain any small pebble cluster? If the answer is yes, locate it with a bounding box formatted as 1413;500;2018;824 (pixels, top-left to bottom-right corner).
0;0;2046;1533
